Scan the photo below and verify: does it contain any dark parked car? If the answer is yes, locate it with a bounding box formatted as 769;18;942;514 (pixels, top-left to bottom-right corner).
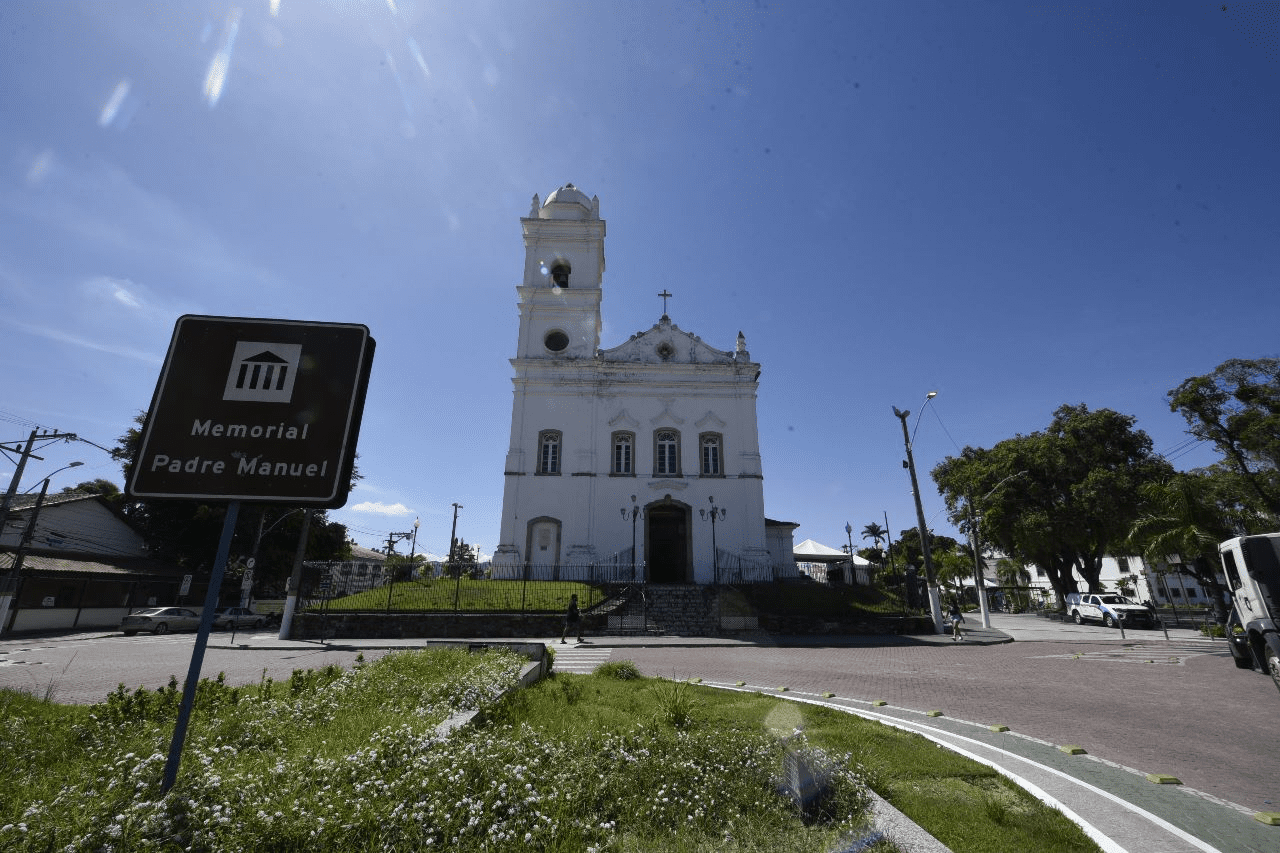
120;607;201;636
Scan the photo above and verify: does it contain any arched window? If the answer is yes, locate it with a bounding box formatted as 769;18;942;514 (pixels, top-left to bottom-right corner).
700;433;723;476
537;430;561;475
612;431;634;475
654;429;681;476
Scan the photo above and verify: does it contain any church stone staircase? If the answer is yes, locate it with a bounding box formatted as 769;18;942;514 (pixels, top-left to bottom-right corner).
607;584;726;636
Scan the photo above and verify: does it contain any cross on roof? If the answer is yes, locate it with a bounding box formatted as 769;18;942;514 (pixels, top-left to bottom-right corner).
658;289;672;316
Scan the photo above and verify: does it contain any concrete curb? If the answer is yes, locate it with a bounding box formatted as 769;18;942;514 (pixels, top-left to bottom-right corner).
867;790;954;853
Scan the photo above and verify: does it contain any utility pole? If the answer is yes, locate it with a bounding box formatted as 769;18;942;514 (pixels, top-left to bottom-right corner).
893;404;943;633
449;502;463;566
278;510;313;640
1;429;77;538
965;495;992;629
1;429;77;636
0;479;51;633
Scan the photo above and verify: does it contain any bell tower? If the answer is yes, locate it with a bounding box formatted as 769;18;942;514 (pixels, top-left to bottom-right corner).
514;183;605;360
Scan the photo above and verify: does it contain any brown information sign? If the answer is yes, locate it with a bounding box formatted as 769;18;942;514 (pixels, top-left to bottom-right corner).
127;315;374;506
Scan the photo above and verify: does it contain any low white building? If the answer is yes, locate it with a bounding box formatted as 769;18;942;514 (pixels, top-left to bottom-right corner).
969;553;1222;610
491;185;781;583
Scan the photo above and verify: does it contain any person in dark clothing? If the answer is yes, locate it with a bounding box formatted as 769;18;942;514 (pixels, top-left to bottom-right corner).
948;599;965;641
561;594;584;644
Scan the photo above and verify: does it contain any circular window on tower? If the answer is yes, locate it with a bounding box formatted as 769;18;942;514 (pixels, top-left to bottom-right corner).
544;330;570;352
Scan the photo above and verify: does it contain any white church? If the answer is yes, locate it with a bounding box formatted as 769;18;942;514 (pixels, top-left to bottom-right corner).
491;184;797;584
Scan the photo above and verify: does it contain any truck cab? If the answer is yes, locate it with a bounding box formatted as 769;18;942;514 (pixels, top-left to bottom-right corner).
1219;533;1280;696
1065;592;1156;629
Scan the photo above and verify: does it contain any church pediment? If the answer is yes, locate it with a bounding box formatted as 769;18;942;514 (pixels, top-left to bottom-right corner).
600;317;735;365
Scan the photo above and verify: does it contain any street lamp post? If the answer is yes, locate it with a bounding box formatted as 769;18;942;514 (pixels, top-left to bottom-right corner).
245;507;306;608
448;503;463;572
845;522;856;585
966;471;1028;629
620;495;643;581
278;509;314;640
893;392;943;633
22;461;83;492
408;517;420;577
699;496;726;584
965;497;991;629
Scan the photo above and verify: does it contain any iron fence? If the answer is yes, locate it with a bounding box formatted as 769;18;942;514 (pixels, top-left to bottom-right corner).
297;562;636;614
714;550;775;583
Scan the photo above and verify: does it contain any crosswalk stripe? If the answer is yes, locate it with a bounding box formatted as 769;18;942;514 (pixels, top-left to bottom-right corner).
553;646;613;672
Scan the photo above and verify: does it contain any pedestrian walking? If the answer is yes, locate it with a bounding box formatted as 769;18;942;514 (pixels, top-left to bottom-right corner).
949;600;966;641
561;594;584;644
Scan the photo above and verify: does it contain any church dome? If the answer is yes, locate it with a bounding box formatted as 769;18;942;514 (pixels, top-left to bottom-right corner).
540;183;596;219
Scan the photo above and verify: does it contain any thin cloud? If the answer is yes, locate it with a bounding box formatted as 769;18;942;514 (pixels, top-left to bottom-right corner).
0;317;162;364
350;501;413;516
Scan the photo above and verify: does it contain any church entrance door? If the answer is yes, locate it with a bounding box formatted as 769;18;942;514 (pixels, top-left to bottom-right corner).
646;503;690;583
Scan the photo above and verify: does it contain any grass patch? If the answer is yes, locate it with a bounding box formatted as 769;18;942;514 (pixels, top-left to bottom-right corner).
0;651;1098;853
319;577;606;612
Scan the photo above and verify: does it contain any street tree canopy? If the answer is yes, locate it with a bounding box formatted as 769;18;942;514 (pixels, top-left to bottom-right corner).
932;404;1172;604
1167;357;1280;520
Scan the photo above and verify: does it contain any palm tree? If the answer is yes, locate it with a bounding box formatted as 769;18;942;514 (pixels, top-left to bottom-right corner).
1128;469;1246;622
995;558;1031;612
860;522;887;552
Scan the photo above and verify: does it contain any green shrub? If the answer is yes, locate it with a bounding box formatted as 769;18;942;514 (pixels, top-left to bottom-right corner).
650;678;700;729
594;660;642;680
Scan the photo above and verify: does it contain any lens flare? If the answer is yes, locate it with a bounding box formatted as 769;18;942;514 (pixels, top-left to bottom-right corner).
203;8;243;108
98;79;130;127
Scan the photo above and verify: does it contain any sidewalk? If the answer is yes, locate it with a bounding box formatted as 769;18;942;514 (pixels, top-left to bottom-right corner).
207;616;1014;653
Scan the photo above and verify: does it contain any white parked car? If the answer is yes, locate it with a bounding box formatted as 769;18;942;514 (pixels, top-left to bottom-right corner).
1065;593;1156;629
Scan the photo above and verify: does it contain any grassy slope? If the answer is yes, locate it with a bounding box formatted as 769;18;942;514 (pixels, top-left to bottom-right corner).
0;649;1099;853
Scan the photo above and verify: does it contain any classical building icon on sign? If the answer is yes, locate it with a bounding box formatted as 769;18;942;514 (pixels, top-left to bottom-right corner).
222;341;303;402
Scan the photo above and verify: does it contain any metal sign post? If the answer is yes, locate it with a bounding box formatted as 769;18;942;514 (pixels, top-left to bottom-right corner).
133;315;374;796
161;500;239;794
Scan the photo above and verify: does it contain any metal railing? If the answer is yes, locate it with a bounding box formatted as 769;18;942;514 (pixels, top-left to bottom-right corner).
715;549;775;584
298;563;634;614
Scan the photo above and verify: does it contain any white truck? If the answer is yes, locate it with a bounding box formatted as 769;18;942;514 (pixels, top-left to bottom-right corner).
1219;533;1280;695
1064;592;1157;629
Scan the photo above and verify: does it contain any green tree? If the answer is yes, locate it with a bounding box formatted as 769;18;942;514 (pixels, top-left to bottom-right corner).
887;529;958;575
860;522;887;552
995;557;1032;611
932;546;974;600
1168;357;1280;520
447;539;478;578
933;404;1172;607
1127;467;1260;622
62;478;121;498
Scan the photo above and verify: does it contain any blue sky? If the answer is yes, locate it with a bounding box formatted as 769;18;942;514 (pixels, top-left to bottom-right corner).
2;1;1277;560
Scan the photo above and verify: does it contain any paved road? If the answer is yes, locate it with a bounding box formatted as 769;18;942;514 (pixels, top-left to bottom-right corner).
0;630;396;704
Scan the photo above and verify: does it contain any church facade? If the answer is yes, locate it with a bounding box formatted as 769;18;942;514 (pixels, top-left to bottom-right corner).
491;184;782;584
